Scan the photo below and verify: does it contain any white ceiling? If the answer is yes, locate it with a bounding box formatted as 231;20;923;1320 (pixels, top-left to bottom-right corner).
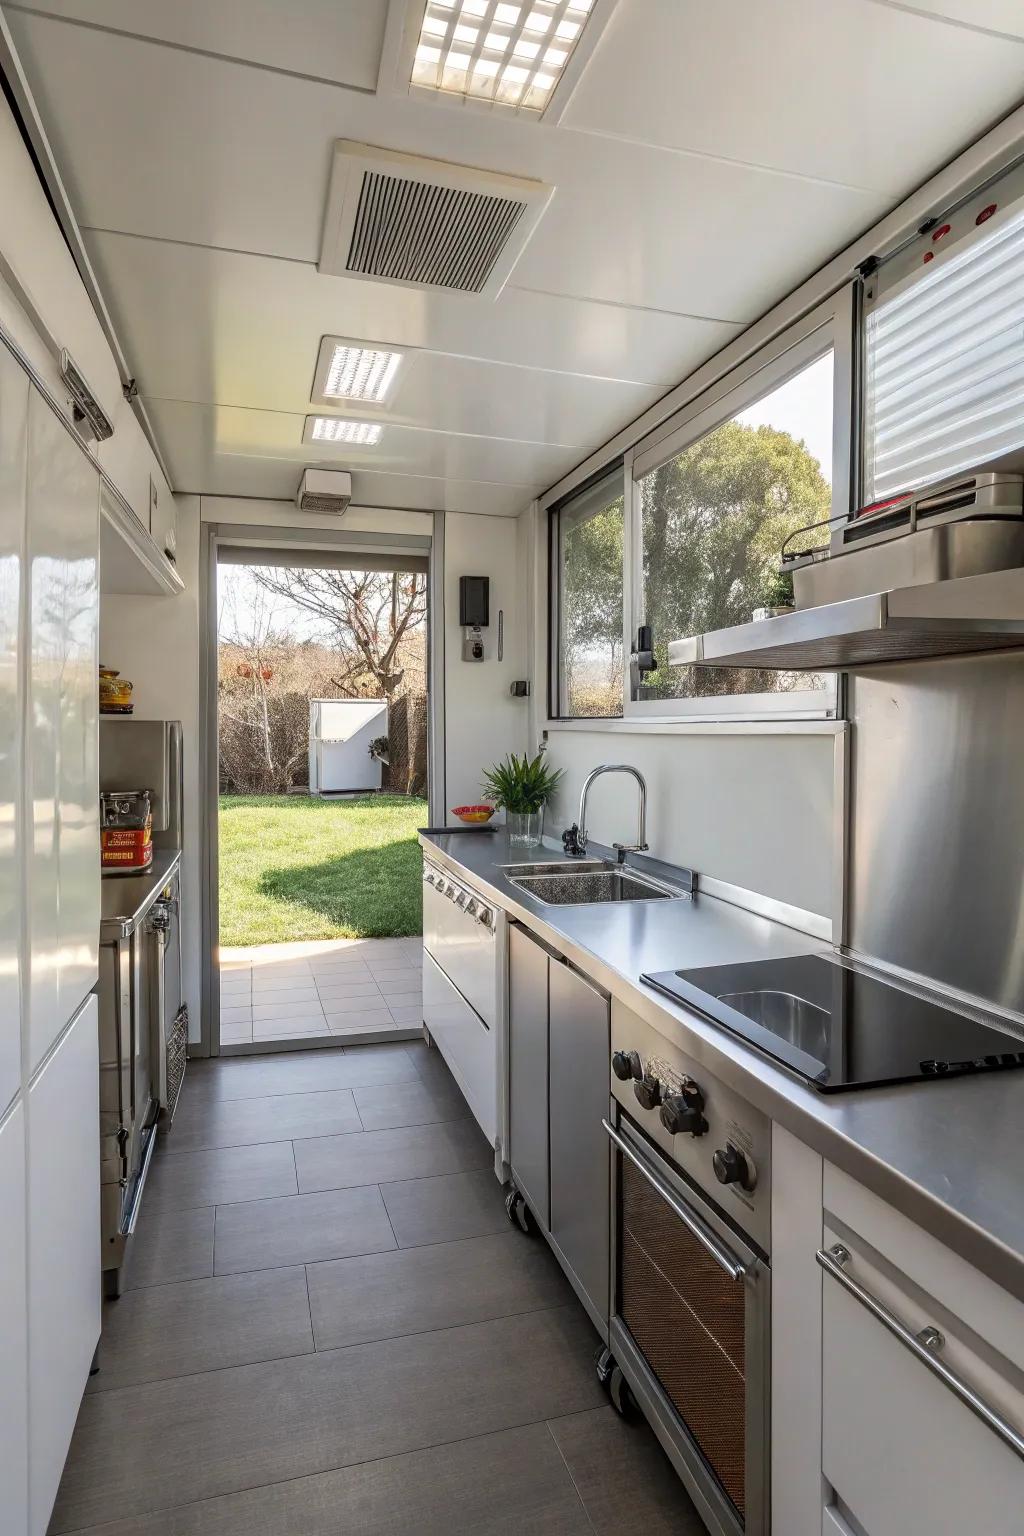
5;0;1024;514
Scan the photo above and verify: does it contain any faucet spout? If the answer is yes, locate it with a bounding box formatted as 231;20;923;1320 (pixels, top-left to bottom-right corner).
562;764;648;861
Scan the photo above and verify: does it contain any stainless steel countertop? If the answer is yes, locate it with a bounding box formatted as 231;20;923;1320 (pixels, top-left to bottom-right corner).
421;829;1024;1304
100;848;181;940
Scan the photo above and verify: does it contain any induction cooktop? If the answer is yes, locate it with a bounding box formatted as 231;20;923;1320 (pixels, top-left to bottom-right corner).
642;953;1024;1092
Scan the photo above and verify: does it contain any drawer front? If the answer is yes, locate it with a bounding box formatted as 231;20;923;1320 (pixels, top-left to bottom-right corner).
423;952;496;1147
422;870;497;1025
821;1225;1024;1536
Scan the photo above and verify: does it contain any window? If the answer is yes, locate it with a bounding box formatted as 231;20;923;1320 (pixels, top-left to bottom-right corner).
551;467;624;718
632;346;836;712
864;180;1024;499
548;297;850;721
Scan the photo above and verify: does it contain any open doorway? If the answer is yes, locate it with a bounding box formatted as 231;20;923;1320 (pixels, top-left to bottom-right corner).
212;547;430;1051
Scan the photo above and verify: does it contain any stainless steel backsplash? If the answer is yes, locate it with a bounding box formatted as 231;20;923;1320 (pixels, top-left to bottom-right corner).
847;652;1024;1014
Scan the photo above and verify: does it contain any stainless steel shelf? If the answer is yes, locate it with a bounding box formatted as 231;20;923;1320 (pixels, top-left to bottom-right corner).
668;569;1024;671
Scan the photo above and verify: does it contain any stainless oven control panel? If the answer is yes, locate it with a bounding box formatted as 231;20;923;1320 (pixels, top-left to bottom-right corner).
611;998;771;1254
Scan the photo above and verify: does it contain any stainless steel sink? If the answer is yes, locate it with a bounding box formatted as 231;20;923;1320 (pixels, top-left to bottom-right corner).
717;988;831;1056
507;865;684;905
500;860;610;878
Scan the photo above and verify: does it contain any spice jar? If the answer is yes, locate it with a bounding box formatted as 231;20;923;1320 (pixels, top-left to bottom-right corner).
101;789;153;874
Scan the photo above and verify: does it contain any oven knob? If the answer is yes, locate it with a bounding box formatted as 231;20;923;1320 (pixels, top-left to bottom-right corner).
659;1082;708;1138
612;1050;642;1081
633;1073;662;1111
713;1142;754;1191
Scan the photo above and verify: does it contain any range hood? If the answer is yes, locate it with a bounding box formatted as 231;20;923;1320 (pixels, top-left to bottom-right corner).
668;566;1024;671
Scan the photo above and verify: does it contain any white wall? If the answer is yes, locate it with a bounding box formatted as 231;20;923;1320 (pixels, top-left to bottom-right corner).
443;511;529;818
540;725;837;919
100;496;202;1037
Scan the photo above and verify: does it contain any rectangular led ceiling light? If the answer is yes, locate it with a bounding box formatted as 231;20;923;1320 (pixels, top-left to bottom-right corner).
324;342;402;402
307;417;383;446
412;0;596;114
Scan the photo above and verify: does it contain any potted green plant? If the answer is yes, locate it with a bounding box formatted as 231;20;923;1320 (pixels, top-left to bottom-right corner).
481;751;563;848
368;734;390;766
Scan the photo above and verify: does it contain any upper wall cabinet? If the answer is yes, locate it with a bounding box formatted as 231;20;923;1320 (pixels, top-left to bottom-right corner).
100;480;182;598
26;383;101;1073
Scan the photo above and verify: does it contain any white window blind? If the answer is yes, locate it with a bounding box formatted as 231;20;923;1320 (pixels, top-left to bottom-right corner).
864;201;1024;499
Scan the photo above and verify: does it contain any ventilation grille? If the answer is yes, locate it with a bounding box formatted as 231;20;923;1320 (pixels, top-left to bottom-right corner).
298;492;346;514
346;170;526;294
319;142;553;298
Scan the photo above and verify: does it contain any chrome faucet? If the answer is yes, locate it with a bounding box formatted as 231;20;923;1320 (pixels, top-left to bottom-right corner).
562;764;649;863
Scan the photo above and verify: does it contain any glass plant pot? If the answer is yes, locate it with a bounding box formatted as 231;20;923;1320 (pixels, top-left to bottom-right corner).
506;808;544;847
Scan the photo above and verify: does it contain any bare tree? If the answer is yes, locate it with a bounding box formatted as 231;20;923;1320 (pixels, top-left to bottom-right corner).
250;566;427;699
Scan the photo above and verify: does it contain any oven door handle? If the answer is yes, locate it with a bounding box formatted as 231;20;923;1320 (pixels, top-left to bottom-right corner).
602;1119;747;1282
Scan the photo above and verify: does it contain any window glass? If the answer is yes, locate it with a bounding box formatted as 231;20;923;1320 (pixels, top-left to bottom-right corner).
555;470;624;717
635;351;834;705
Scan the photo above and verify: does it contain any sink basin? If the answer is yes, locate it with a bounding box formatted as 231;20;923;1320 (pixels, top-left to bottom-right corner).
508;867;684;905
717;989;831;1057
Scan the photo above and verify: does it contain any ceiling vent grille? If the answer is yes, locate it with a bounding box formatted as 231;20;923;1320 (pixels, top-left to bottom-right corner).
319;141;553;299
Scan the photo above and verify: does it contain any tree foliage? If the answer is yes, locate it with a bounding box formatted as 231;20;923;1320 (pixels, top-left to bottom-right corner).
560;420;831;710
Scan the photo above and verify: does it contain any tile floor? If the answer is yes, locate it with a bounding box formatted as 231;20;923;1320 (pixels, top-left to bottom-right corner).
219;936;424;1047
53;1042;704;1534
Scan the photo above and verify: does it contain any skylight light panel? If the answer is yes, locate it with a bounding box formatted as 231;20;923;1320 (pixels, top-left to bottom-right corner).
410;0;600;113
323;344;402;404
310;418;382;446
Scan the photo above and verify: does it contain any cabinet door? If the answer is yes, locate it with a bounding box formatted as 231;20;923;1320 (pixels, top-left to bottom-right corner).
548;958;610;1329
29;995;101;1536
0;1101;28;1536
508;923;550;1229
0;347;27;1115
821;1224;1024;1536
26;388;100;1072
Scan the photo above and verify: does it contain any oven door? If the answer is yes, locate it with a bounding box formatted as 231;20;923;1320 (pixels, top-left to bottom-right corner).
605;1112;770;1536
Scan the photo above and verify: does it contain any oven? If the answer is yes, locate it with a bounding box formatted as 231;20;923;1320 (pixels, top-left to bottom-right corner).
607;1000;771;1536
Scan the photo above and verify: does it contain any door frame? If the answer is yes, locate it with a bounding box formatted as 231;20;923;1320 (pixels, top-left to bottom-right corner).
198;518;442;1059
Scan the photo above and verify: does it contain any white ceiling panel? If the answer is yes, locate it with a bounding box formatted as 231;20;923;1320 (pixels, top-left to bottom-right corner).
876;0;1024;37
568;0;1024;193
144;398;576;488
7;9;881;316
8;0;389;89
84;230;740;391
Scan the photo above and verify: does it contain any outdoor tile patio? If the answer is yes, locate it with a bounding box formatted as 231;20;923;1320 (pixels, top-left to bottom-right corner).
219;937;424;1046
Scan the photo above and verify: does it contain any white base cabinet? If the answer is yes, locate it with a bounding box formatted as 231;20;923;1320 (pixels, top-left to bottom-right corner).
28;997;101;1535
0;1101;28;1535
423;952;496;1146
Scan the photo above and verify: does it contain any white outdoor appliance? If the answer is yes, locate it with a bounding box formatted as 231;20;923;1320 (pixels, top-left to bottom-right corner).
308;698;387;794
422;859;506;1161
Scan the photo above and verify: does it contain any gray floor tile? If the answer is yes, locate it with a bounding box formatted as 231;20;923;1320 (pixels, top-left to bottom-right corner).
294;1119;491;1193
322;992;391;1016
308;1230;572;1351
50;1307;603;1532
252;1019;330;1040
381;1168;507;1247
250;1003;326;1023
314;980;384;1001
219;1005;253;1024
168;1089;361;1153
121;1204;215;1292
145;1141;297;1214
353;1077;468;1132
89;1267;313;1393
214;1185;396;1274
82;1422;592;1535
388;1004;425;1025
548;1406;705;1534
184;1047;419;1102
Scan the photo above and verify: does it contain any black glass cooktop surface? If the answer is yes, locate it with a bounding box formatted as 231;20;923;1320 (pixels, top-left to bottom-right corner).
642;953;1024;1092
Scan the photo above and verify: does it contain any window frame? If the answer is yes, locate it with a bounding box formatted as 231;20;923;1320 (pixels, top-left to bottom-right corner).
547;289;855;724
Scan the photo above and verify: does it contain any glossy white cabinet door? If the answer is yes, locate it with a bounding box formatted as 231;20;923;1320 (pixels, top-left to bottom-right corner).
0;1100;28;1536
26;389;100;1074
0;347;27;1116
28;995;101;1536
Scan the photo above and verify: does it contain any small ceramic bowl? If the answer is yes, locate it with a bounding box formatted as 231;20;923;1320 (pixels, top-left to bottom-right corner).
451;804;495;825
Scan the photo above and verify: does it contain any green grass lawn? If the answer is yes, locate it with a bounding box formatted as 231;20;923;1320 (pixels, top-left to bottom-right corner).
218;794;428;947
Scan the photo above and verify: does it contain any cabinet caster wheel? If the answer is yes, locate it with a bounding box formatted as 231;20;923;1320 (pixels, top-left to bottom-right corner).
609;1365;641;1422
504;1187;533;1234
595;1346;614;1389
